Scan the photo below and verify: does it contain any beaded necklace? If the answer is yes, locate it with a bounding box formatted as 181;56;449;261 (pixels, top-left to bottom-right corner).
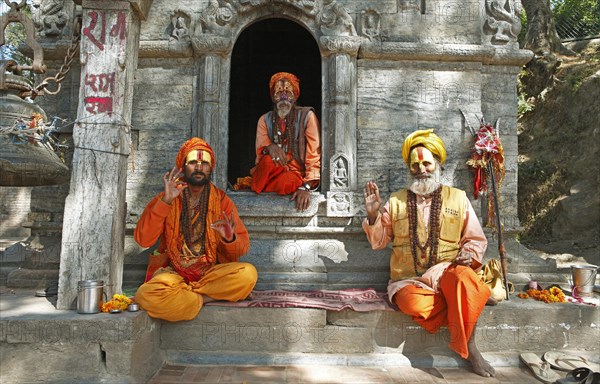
271;107;297;153
407;186;443;276
180;186;210;255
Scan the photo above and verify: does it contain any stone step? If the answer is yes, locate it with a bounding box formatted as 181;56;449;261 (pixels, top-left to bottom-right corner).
0;288;163;384
161;297;599;367
1;287;598;383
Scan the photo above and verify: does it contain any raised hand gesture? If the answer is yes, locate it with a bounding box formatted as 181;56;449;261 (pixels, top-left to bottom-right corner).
162;167;187;205
210;211;236;242
364;181;382;225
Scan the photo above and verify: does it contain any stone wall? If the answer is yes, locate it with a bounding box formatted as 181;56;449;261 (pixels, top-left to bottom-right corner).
2;0;532;290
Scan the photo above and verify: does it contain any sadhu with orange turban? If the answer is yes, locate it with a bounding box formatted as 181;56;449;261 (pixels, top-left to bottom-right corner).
247;72;321;212
362;129;495;377
133;137;257;322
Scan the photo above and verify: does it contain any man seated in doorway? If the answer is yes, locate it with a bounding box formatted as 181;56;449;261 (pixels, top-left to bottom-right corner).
250;72;321;212
362;129;496;377
134;137;257;322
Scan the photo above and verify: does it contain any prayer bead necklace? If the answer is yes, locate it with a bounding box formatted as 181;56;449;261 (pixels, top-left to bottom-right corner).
271;107;297;154
180;186;210;256
407;186;442;276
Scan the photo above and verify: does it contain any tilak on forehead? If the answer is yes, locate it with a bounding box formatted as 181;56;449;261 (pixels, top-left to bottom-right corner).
409;146;436;168
185;150;212;166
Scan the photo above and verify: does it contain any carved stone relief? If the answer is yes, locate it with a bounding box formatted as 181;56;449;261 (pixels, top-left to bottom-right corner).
361;9;380;41
318;0;357;36
199;0;237;37
483;0;523;44
170;11;191;41
327;191;353;216
32;0;68;37
330;154;349;190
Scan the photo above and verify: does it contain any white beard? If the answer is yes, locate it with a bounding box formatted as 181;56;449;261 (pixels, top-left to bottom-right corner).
276;101;292;118
408;165;441;196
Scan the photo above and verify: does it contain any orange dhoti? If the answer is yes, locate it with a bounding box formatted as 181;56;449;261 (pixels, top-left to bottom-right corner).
134;262;257;322
251;155;303;195
393;265;491;358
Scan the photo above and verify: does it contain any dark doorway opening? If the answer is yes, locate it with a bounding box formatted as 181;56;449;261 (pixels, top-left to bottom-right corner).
228;18;321;188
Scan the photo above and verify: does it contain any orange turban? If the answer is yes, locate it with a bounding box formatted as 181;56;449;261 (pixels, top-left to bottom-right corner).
269;72;300;100
175;137;216;170
401;129;447;165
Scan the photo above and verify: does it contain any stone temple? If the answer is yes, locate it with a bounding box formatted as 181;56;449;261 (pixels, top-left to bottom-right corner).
2;0;534;307
4;2;599;383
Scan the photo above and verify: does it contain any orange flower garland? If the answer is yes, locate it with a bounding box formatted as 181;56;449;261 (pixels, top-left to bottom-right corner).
518;287;566;303
101;293;133;312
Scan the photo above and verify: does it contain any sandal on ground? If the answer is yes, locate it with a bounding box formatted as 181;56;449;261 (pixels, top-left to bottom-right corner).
544;351;598;372
556;367;595;384
520;352;562;383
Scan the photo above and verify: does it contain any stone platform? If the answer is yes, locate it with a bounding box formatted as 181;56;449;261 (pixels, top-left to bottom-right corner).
1;287;598;384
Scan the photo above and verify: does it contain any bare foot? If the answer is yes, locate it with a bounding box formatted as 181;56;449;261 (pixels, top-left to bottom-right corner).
467;342;496;377
486;296;498;306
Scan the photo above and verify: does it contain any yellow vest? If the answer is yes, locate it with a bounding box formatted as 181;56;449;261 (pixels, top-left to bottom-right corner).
388;186;466;280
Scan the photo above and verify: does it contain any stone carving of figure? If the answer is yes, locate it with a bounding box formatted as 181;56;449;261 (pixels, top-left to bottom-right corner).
319;0;357;36
31;0;68;37
171;15;190;41
361;10;380;41
333;157;348;187
332;193;351;213
483;0;522;44
200;0;236;36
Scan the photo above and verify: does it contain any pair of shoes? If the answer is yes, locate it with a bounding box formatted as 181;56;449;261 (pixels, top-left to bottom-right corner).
520;353;562;383
544;351;600;372
557;368;600;384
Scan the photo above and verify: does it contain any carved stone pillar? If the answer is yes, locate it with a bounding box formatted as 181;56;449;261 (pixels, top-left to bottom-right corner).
320;36;360;216
57;0;147;309
191;35;232;190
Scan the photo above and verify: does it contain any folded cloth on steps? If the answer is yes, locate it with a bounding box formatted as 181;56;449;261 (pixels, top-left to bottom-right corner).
205;288;397;312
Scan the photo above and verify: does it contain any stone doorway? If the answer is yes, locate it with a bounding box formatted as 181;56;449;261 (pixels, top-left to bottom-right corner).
227;18;322;187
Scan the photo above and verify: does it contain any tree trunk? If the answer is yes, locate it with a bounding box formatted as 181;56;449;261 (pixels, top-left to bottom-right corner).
522;0;575;56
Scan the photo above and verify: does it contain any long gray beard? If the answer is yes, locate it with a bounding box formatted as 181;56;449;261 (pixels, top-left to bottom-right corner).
408;166;441;196
276;101;292;118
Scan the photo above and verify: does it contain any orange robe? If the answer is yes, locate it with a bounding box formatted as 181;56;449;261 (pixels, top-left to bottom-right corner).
133;184;257;322
251;111;320;194
363;192;490;358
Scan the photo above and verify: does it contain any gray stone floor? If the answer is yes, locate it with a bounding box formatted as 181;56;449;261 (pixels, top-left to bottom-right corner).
148;364;545;383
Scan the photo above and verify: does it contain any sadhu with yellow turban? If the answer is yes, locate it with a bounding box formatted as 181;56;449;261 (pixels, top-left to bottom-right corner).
248;71;321;212
133;137;257;322
362;129;495;377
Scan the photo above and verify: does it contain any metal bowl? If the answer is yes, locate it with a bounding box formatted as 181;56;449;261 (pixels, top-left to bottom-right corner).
127;303;140;312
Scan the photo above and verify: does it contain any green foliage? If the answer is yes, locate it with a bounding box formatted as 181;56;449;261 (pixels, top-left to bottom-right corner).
551;0;600;38
0;4;33;66
517;70;534;117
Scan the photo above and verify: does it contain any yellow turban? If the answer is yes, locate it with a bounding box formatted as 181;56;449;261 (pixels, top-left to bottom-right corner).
401;129;447;165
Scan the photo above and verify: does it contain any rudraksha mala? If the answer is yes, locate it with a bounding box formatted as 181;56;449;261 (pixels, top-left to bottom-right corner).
180;186;210;255
407;186;443;276
271;107;297;153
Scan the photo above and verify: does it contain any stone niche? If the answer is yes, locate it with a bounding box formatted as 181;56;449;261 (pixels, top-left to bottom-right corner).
33;0;531;291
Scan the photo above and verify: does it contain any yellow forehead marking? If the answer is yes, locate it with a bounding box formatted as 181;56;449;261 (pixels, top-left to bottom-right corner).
185;150;211;166
409;147;435;167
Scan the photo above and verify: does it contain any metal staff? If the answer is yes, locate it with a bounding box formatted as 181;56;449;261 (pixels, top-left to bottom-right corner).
487;150;510;301
460;110;510;300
